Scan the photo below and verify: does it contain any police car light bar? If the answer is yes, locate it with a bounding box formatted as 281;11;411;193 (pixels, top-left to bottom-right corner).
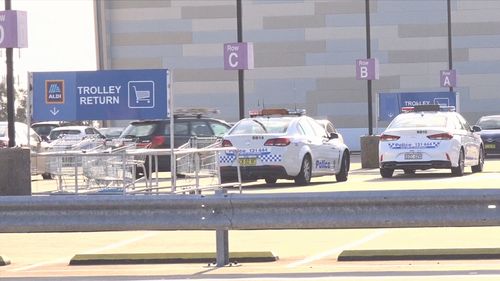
174;107;220;117
249;108;306;117
401;104;455;113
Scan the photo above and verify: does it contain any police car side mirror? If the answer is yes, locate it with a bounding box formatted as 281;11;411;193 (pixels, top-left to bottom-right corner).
472;125;482;132
329;132;339;139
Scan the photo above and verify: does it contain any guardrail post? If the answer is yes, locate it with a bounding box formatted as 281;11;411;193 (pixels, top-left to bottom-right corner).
215;188;229;266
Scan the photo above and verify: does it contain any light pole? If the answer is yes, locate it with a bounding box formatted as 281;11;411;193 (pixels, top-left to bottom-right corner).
5;0;15;147
236;0;244;120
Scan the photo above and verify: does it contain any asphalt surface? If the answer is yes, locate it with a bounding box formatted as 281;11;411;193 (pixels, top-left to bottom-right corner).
3;155;500;280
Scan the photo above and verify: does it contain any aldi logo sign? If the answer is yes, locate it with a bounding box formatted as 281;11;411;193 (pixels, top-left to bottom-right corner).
45;80;64;104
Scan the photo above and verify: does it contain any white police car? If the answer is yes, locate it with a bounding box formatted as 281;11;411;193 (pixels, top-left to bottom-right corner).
219;109;350;185
378;105;484;178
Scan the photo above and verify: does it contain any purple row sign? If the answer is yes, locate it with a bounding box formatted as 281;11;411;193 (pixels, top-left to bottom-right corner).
0;10;28;48
356;58;379;80
440;69;457;87
224;42;254;70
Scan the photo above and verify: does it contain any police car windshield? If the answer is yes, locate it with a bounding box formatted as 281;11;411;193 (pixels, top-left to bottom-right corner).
230;118;292;135
389;113;447;129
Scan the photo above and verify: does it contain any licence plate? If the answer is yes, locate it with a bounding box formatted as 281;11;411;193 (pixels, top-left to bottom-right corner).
485;143;496;149
404;152;422;160
239;158;257;166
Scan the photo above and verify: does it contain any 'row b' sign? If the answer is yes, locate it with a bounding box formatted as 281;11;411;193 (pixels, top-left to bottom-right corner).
0;10;28;48
356;58;379;80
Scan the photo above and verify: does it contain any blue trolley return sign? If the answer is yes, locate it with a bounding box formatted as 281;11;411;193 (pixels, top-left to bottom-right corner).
30;69;169;121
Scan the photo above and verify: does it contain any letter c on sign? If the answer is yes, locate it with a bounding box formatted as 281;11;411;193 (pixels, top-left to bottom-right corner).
229;52;239;68
0;25;4;44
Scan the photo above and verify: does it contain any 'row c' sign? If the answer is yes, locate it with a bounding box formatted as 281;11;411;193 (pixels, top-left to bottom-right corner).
0;10;28;48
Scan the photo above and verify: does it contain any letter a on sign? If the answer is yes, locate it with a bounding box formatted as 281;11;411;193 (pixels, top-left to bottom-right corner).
440;69;456;87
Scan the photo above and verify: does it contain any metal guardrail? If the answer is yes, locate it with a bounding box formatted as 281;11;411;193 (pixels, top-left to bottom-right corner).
2;189;500;265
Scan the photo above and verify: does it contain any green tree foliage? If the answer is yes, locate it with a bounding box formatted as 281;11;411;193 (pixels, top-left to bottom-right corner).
0;82;27;123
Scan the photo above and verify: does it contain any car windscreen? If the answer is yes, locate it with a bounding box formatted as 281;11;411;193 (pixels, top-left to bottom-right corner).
120;123;156;138
32;125;58;136
477;117;500;130
388;113;448;129
229;118;292;135
49;130;82;140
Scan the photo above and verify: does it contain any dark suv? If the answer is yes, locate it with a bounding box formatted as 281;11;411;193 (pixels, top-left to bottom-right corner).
119;115;232;173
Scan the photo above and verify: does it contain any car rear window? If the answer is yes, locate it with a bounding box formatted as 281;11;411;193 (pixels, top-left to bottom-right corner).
49;130;82;139
230;118;291;134
121;123;157;138
389;113;448;129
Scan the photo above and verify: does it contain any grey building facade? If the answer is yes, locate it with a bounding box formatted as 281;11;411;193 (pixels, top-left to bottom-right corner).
94;0;500;149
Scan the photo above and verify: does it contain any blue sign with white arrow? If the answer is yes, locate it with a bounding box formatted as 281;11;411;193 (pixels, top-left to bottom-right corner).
32;69;169;121
378;91;457;122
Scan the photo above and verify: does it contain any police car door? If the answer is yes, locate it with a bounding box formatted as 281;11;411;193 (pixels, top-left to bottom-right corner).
303;118;337;175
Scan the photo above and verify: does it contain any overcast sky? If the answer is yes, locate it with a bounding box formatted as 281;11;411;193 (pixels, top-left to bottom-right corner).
1;0;96;87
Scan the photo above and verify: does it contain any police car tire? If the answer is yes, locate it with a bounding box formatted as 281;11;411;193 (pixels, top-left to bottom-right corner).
294;155;312;185
380;168;394;178
471;148;484;173
265;177;277;184
41;173;53;180
335;152;349;182
451;150;465;176
403;169;415;175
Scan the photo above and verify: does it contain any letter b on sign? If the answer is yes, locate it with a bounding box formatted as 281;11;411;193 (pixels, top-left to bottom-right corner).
356;58;379;80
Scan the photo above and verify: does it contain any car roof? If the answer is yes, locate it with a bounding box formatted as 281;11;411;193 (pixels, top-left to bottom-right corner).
478;115;500;119
51;126;92;131
129;117;230;124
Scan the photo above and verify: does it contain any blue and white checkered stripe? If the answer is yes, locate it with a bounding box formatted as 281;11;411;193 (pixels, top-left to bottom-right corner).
260;154;282;162
219;155;236;164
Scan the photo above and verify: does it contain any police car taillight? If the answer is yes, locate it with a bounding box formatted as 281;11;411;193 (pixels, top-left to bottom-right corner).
379;134;400;141
427;133;453;140
264;138;291;146
221;139;233;147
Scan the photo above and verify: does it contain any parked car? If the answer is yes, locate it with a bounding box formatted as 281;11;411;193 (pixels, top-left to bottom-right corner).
219;108;350;185
0;121;47;177
31;121;72;142
118;111;232;174
47;126;106;150
98;127;124;140
0;121;42;151
475;115;500;156
378;105;484;178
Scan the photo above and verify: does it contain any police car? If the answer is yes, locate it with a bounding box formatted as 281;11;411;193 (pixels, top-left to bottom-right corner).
219;109;350;185
378;105;484;178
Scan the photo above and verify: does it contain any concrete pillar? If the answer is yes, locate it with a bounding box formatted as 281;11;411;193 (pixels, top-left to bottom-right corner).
0;148;31;196
360;135;380;169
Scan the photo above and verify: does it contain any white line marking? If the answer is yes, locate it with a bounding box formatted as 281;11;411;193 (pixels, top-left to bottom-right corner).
81;231;159;254
9;231;159;272
286;229;387;268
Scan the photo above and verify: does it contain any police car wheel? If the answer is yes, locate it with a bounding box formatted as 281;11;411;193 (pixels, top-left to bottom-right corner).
265;177;277;185
335;152;349;182
380;168;394;178
41;173;53;180
471;148;484;173
294;155;312;185
451;149;465;176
